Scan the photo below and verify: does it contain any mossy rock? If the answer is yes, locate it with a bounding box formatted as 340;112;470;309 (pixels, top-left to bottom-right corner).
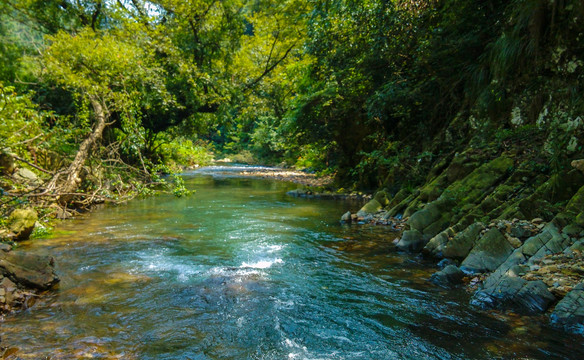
532;170;584;204
565;185;584;215
443;223;484;260
373;190;390;207
8;208;38;241
403;199;422;218
461;228;514;273
444;150;484;183
387;188;411;209
444;156;514;206
425;154;453;183
357;199;382;216
418;173;448;202
387;192;416;217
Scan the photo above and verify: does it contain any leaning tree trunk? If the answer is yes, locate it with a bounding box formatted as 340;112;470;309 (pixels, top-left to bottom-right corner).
57;96;109;204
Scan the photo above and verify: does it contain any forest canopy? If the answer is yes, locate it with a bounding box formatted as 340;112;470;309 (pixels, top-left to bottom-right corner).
1;0;583;209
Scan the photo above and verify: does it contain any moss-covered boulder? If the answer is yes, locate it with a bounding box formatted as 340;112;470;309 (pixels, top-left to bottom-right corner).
442;223;485;260
373;190;390;207
8;208;38;241
356;199;382;217
442;156;514;207
460;228;514;273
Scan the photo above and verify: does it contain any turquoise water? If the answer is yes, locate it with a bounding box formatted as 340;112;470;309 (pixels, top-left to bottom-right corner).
1;167;581;359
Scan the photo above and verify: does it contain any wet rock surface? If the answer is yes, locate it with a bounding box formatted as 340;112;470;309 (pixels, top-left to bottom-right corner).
471;277;556;315
430;265;465;288
0;248;59;314
551;283;584;335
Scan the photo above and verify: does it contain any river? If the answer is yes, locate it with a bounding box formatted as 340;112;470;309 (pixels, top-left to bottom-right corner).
1;166;582;359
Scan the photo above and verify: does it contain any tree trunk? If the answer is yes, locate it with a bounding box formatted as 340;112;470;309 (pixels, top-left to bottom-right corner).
58;96;109;204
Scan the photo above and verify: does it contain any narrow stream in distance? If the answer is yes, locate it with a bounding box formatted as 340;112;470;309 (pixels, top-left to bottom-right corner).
1;166;582;359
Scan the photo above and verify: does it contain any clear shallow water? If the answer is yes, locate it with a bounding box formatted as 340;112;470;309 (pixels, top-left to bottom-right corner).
2;167;583;359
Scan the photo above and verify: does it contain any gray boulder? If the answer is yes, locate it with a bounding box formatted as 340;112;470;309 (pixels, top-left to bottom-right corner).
340;211;352;224
396;229;424;252
550;283;584;335
0;251;59;290
430;265;465;288
460;228;514;273
443;222;484;259
471;277;555;315
14;167;39;184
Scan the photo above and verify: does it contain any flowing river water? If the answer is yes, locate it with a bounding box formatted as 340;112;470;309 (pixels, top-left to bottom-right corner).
1;166;582;359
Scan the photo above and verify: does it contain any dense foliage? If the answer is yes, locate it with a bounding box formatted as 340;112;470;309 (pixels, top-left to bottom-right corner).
1;0;583;208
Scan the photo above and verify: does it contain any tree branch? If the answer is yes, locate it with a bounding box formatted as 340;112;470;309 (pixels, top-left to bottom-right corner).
245;41;297;90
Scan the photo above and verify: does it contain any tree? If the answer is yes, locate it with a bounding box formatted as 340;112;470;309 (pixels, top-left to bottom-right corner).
42;27;171;202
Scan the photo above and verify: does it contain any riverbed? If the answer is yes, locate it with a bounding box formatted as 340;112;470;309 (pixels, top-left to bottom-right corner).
1;167;582;359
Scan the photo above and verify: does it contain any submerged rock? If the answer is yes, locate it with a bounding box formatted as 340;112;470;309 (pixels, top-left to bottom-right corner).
471;277;555;315
340;211;352;223
430;265;465;288
396;229;424;252
551;283;584;335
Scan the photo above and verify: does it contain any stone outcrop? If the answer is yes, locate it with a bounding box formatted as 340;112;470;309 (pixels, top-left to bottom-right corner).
471;277;555;314
430;265;465;288
551;283;584;335
0;251;59;290
339;151;584;332
7;208;38;241
0;248;59;313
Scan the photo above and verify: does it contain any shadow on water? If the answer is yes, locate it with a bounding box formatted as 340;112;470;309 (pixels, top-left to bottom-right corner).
1;167;583;359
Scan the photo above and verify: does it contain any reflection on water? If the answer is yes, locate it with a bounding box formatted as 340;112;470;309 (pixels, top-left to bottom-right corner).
1;169;582;359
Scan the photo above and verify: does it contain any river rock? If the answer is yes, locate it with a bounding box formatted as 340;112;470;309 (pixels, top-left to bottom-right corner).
8;208;38;241
460;228;514;273
442;223;484;259
340;211;352;223
0;243;12;252
430;265;465;288
550;283;584;335
356;199;382;217
0;251;59;290
396;229;424;252
373;190;390;207
471;277;555;315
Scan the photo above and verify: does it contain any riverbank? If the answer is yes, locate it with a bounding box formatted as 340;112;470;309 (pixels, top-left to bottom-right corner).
339;153;584;335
